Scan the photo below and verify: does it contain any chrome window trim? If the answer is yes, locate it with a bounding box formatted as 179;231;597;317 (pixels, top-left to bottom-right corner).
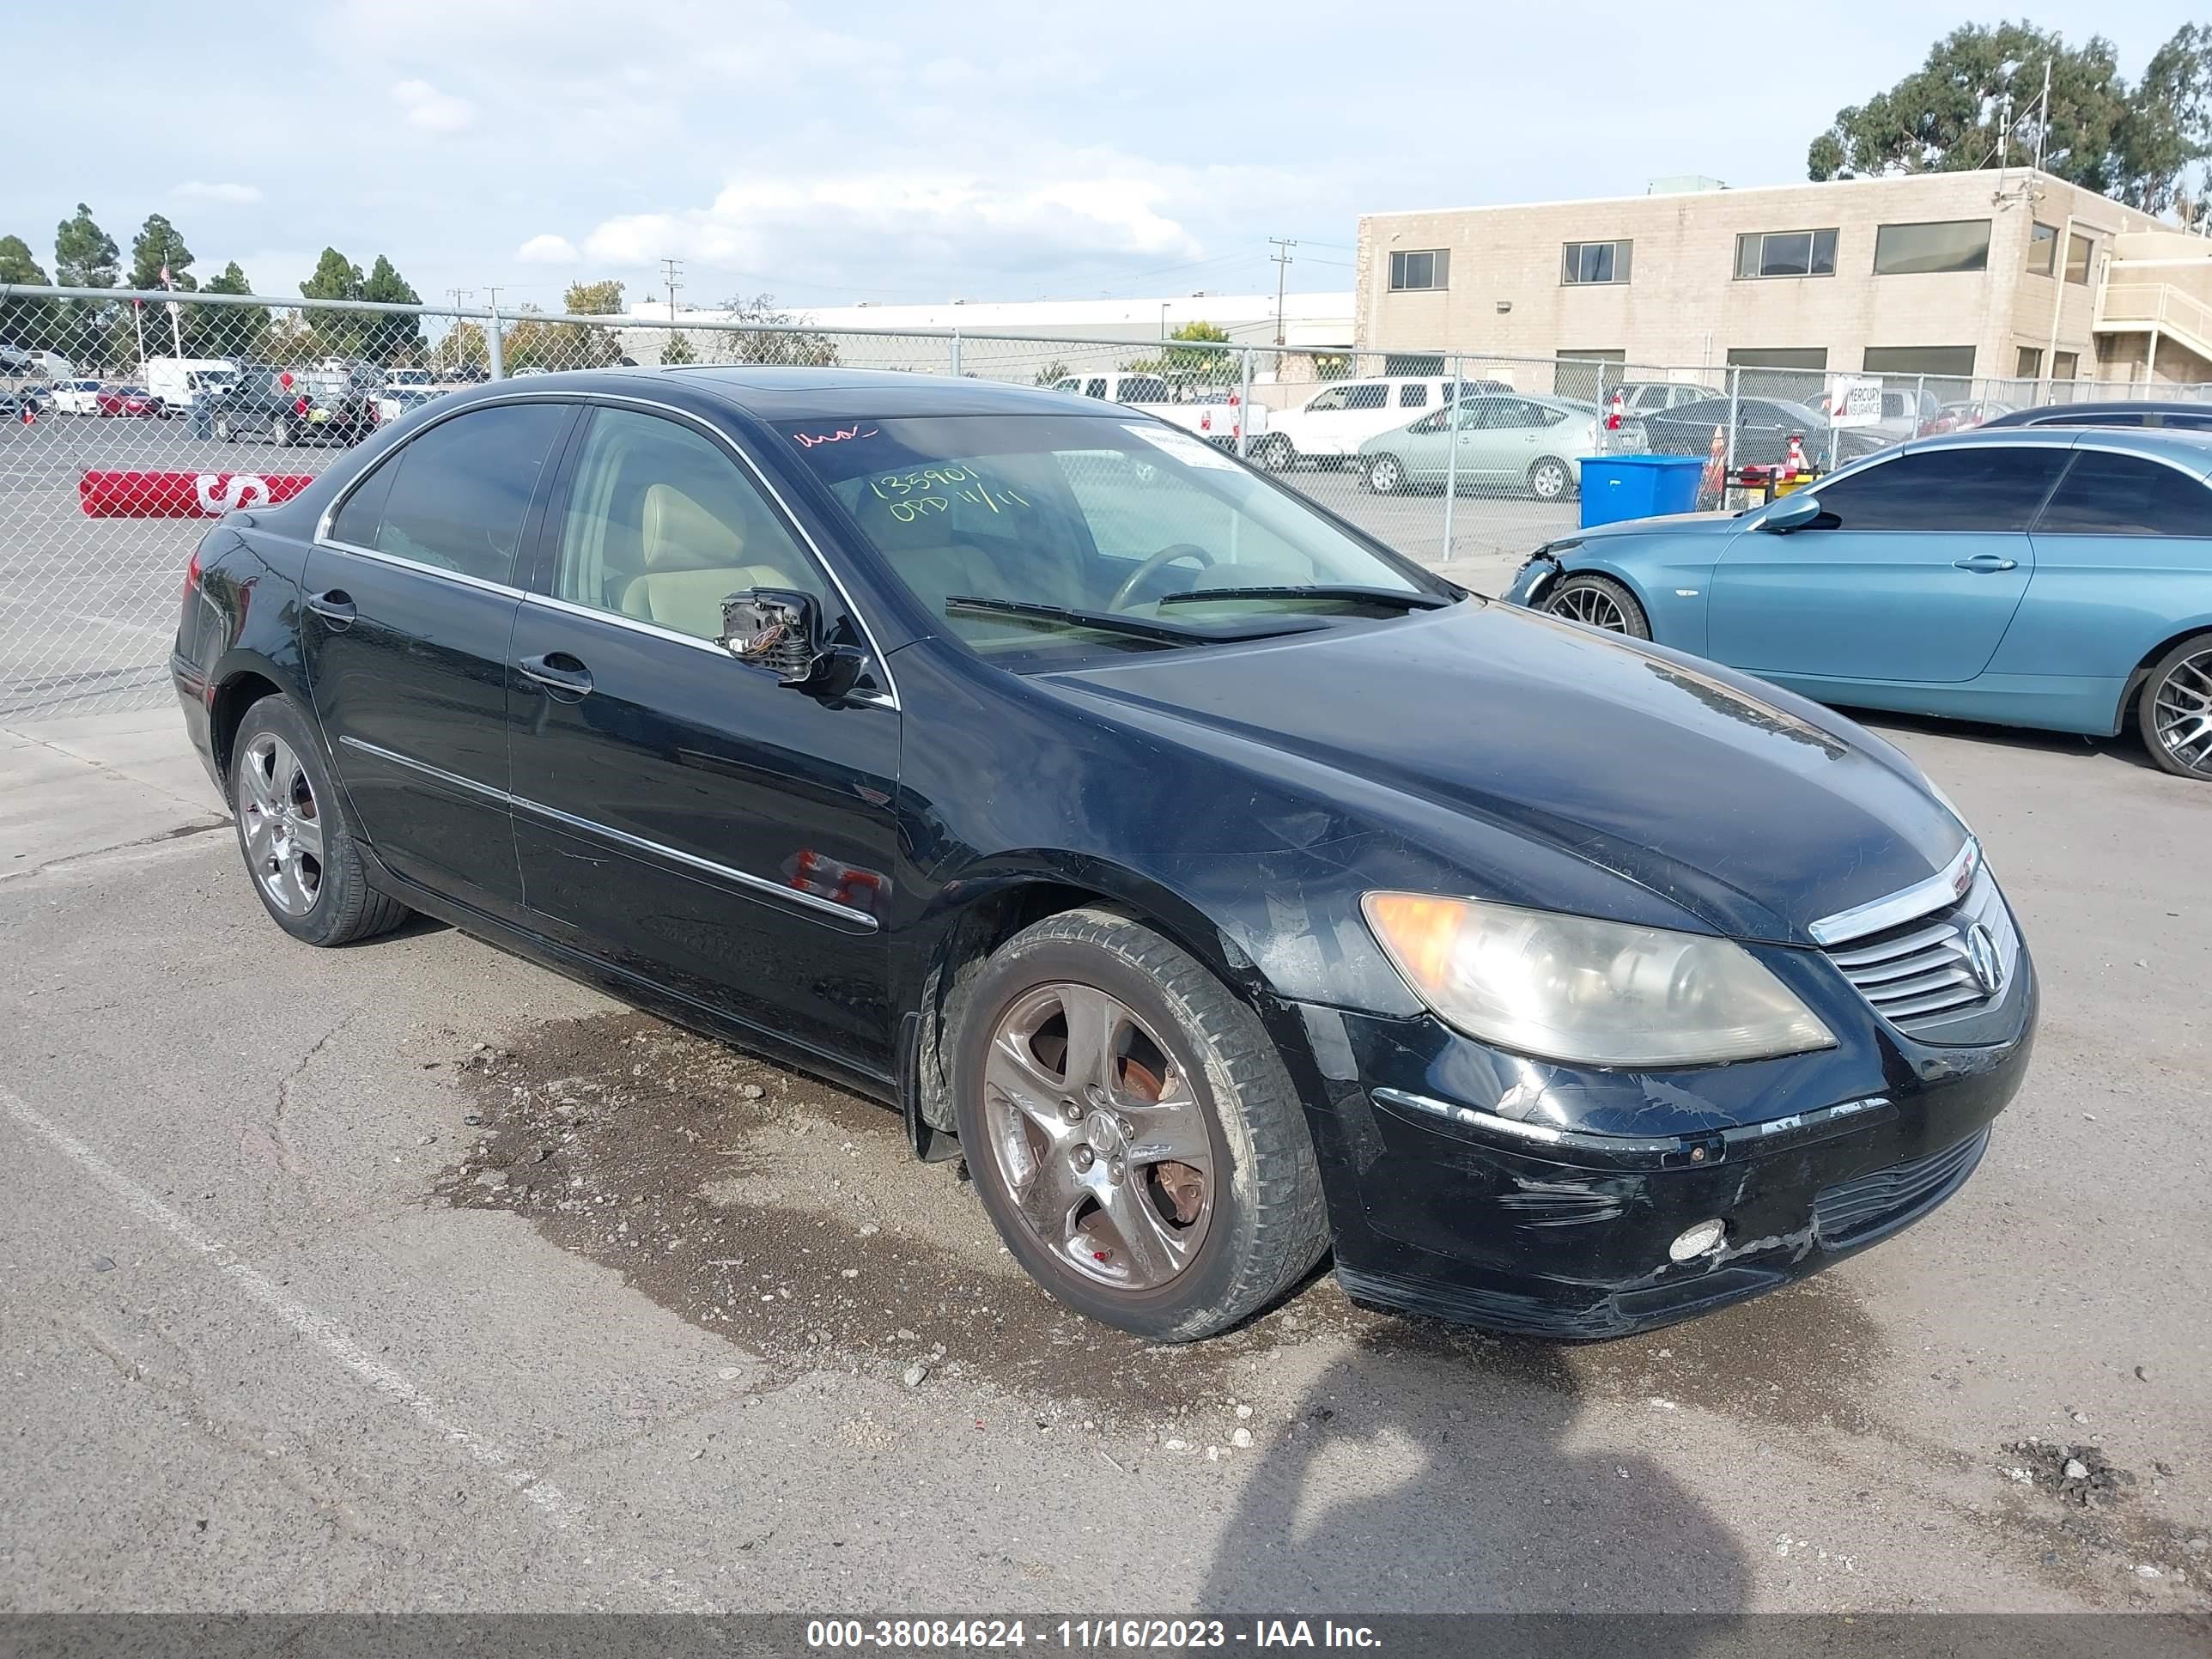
336;734;880;931
313;387;902;708
1808;837;1980;946
310;536;528;599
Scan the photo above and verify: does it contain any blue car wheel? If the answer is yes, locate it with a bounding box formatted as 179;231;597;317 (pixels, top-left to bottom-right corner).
1544;573;1650;639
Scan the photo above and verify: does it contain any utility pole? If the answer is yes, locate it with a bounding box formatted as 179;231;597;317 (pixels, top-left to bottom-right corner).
446;289;473;371
660;257;684;323
2032;57;2052;175
1268;238;1297;346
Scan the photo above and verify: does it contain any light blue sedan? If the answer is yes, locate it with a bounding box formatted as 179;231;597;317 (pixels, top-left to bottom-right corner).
1501;428;2212;779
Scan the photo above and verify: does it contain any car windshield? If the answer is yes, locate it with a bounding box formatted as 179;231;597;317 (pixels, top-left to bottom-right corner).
774;413;1443;665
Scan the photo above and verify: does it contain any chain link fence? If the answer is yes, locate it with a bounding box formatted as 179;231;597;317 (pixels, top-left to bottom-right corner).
3;283;2208;720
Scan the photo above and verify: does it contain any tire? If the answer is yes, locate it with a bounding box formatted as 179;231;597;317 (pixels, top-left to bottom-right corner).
229;696;411;945
213;415;233;442
270;413;292;448
1528;456;1576;501
1255;434;1296;472
2136;635;2212;781
1544;572;1651;639
948;907;1328;1341
1363;453;1406;495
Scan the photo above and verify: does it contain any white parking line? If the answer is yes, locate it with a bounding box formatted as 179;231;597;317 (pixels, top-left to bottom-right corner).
0;1081;712;1611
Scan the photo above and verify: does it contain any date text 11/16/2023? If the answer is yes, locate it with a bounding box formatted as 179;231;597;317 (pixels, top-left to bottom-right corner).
803;1619;1383;1650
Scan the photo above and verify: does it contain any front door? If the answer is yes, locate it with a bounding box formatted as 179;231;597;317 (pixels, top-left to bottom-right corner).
506;404;902;1077
303;399;575;915
1709;444;2066;684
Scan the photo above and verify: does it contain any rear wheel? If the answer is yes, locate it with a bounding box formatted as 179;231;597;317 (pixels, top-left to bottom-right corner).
213;414;234;442
1528;456;1575;501
2138;635;2212;780
1363;453;1405;495
1544;572;1650;638
270;413;293;447
1253;434;1295;471
949;908;1328;1341
229;697;411;945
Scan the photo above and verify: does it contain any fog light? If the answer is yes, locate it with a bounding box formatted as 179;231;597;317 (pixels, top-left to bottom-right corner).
1668;1218;1726;1262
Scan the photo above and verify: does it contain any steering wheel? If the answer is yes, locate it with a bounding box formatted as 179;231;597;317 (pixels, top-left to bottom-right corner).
1109;543;1218;611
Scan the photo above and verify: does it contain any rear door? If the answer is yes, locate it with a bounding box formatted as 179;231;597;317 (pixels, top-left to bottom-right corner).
1709;444;2067;684
303;399;576;916
506;402;902;1076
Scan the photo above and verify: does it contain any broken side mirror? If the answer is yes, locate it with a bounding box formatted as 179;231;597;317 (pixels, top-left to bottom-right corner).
720;588;865;699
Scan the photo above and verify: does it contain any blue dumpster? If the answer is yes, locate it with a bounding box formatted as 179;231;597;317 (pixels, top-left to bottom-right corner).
1577;454;1707;528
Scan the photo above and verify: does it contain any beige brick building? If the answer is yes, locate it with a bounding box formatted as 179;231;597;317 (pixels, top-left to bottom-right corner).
1355;170;2212;393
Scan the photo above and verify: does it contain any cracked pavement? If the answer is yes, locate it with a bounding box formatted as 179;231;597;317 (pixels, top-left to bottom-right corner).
1;705;2208;1615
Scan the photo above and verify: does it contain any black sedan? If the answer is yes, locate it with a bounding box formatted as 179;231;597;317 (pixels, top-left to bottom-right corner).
171;369;2035;1341
1644;395;1892;469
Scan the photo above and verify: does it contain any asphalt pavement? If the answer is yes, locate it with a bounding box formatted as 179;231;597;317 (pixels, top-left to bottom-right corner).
1;695;2206;1617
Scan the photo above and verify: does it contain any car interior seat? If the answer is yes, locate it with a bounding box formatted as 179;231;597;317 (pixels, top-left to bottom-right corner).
620;482;801;640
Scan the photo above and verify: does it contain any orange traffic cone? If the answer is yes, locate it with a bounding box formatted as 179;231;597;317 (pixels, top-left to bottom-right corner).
1699;422;1725;502
1606;388;1625;431
1784;433;1808;480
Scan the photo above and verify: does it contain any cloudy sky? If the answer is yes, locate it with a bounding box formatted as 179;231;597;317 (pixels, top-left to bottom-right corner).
8;1;2204;316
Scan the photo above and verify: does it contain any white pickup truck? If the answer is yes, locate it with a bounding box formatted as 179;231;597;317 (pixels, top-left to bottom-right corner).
1051;371;1267;449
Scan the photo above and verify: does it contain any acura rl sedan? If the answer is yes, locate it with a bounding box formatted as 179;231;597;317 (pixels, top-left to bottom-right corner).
172;368;2035;1341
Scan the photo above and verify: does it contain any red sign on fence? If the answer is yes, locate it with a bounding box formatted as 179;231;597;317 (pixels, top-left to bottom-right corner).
79;470;318;519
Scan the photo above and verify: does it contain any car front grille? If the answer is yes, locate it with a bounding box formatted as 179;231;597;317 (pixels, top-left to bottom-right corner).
1813;1128;1989;1247
1820;866;2019;1036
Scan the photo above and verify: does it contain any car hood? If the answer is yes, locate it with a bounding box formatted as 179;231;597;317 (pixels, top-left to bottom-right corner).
1559;509;1739;544
1044;600;1963;945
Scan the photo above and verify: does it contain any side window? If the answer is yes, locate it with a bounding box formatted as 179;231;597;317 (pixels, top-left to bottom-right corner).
365;404;570;584
1344;385;1389;411
1808;447;2069;532
1083;378;1109;399
1399;385;1428;409
551;407;824;641
1304;387;1350;413
2035;452;2212;538
1457;398;1503;430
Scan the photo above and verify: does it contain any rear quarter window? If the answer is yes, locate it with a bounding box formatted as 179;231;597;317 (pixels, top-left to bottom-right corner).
2034;451;2212;537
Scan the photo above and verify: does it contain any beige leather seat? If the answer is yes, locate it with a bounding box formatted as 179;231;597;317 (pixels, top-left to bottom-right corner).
618;483;799;640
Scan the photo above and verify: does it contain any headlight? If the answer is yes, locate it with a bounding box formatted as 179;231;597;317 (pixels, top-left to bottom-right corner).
1362;893;1834;1067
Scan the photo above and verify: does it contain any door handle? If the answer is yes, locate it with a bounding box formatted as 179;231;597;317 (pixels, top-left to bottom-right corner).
1952;554;2019;573
306;589;356;628
515;652;593;699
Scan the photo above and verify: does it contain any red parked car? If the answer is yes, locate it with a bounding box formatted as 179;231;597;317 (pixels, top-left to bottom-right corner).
95;385;168;418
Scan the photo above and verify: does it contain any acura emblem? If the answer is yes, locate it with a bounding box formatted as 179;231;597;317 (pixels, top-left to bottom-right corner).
1964;922;2002;995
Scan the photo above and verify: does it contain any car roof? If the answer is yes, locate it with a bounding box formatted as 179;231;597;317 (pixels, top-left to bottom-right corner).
437;364;1102;422
1896;423;2212;473
1980;399;2212;427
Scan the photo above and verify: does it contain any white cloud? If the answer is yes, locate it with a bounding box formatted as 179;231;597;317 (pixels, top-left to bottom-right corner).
516;234;580;264
392;79;475;133
580;172;1201;283
171;180;264;205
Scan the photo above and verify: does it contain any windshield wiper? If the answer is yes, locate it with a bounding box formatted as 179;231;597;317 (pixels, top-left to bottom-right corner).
1156;584;1454;611
945;595;1327;645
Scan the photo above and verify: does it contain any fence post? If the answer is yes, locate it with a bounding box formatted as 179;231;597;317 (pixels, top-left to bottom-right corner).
1914;374;1927;435
1236;347;1253;459
1723;365;1741;486
486;300;505;380
1440;353;1462;566
948;328;961;378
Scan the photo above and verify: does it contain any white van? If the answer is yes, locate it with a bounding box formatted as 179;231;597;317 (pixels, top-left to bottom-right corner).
1253;376;1507;469
144;356;240;410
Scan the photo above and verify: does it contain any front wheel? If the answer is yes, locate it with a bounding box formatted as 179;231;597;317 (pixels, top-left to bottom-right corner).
213;414;234;442
1528;456;1576;501
949;908;1328;1341
270;414;293;448
1363;453;1405;495
2138;635;2212;780
230;696;412;945
1253;434;1295;472
1544;572;1651;638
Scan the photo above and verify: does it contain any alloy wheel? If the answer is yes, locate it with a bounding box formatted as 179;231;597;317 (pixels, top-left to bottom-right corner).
980;981;1214;1292
234;732;325;915
1552;583;1631;632
2151;647;2212;775
1366;456;1401;494
1531;459;1569;500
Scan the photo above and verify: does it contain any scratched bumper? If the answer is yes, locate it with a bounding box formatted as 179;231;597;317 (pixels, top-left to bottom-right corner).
1283;940;2036;1340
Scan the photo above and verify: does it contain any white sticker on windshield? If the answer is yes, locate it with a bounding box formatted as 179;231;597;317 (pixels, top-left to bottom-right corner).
1121;423;1241;471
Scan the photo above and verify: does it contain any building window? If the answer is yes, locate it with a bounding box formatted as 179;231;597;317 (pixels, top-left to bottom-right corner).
2016;346;2044;378
1873;220;1991;275
1734;228;1838;279
1863;345;1976;379
1726;346;1827;402
2064;233;2094;284
2053;350;2079;379
1382;353;1443;376
2027;222;2057;276
1388;250;1449;291
1561;240;1632;284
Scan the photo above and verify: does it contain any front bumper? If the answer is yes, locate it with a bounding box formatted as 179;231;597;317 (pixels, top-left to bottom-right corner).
1279;939;2036;1340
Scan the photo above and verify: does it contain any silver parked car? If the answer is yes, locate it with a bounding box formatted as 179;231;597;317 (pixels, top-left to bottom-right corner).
1356;392;1637;502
